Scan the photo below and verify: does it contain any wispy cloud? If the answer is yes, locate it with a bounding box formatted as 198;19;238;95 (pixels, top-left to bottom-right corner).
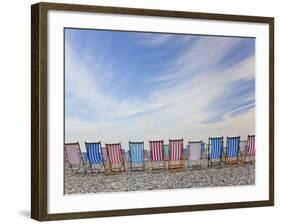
135;33;173;45
65;29;255;151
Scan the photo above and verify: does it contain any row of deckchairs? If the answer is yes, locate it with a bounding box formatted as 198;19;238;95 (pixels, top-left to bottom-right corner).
64;135;255;175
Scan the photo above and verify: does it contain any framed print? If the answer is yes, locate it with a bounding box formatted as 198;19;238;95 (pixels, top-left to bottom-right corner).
31;2;274;221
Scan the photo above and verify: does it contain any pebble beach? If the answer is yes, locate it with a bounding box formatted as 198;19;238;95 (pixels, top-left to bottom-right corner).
64;160;255;194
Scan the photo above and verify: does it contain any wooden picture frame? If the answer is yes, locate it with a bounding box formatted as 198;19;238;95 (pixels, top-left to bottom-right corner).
31;2;274;221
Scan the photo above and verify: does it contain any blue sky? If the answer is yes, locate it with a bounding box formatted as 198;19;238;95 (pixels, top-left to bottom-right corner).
65;28;255;151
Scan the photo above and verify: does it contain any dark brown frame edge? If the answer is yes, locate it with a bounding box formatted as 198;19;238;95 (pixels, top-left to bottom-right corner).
31;2;274;221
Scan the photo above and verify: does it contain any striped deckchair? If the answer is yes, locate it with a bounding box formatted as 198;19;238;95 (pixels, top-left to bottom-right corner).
64;142;84;173
164;144;169;160
225;136;240;164
149;140;165;171
208;137;224;166
85;141;105;173
129;141;145;171
188;140;203;169
244;135;255;163
105;143;126;173
168;139;184;170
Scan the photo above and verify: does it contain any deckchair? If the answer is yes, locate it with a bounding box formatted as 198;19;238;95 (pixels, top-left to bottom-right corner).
105;143;126;173
168;139;185;170
188;140;204;169
128;141;145;171
149;140;165;171
85;141;105;173
64;142;84;174
243;135;255;163
164;144;169;161
208;137;224;166
225;136;240;164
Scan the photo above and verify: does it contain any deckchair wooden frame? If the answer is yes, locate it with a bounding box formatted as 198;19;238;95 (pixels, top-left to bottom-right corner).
208;137;224;167
225;136;240;165
105;143;126;174
187;140;204;169
64;142;85;174
242;135;256;164
85;141;106;174
149;140;165;171
128;141;145;171
168;138;185;171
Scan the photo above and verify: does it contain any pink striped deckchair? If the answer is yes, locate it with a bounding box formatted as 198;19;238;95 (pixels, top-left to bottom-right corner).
168;139;185;170
244;135;255;163
149;140;165;171
64;142;84;173
105;143;126;173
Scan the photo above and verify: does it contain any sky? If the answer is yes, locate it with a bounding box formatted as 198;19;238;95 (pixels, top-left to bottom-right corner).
64;28;255;152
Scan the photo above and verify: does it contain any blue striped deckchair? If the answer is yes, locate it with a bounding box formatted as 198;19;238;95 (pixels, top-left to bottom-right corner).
164;144;169;160
208;137;224;166
129;141;145;171
225;136;240;164
85;141;105;173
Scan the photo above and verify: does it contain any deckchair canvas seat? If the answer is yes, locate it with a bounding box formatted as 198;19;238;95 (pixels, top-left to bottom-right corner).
188;141;204;169
208;137;224;166
168;139;185;170
243;135;255;163
129;141;145;171
85;141;105;173
64;142;85;174
225;136;240;165
106;143;126;173
150;140;165;171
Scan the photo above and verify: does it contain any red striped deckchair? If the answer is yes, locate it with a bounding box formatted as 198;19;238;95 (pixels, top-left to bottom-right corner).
168;139;185;170
244;135;255;163
105;143;126;173
149;140;165;171
64;142;84;174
